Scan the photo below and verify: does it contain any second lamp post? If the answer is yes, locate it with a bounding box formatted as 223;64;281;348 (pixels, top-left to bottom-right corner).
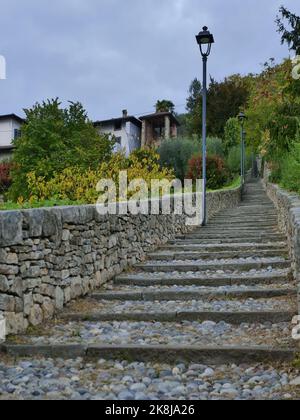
196;26;215;226
238;112;247;186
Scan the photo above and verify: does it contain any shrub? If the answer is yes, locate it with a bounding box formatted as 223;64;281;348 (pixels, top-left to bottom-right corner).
0;162;13;194
224;118;240;154
158;137;224;181
27;150;174;203
186;154;228;190
10;99;114;200
279;144;300;193
158;137;199;181
205;137;225;158
226;145;252;175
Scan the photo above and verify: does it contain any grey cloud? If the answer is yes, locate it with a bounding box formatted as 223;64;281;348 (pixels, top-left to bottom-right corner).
0;0;298;120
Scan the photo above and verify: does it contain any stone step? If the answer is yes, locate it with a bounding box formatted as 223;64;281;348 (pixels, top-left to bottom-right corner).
193;228;279;234
114;272;290;287
205;226;278;232
159;242;287;252
169;238;285;245
92;288;296;302
60;310;295;324
137;260;291;273
1;344;295;364
147;250;289;260
211;215;278;220
176;233;285;240
206;221;278;227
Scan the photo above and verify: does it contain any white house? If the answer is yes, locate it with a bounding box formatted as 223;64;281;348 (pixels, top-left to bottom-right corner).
0;114;24;161
94;110;141;156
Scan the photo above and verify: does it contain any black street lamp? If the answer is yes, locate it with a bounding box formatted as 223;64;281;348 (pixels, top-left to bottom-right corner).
196;26;215;226
238;112;247;186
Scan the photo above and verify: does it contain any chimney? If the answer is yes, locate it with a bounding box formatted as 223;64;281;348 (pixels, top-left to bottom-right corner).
122;109;128;118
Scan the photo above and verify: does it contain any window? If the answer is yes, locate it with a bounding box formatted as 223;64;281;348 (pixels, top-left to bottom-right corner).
114;137;122;152
14;129;21;139
114;120;122;131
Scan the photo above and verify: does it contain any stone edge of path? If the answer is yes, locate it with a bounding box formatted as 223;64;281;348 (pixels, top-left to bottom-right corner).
0;343;296;364
59;311;297;324
91;289;297;301
263;173;300;314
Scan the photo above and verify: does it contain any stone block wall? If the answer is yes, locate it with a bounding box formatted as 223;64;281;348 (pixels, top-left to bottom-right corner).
0;187;241;335
263;174;300;310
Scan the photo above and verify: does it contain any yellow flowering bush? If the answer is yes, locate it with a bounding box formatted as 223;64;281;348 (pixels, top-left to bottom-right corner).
27;149;174;204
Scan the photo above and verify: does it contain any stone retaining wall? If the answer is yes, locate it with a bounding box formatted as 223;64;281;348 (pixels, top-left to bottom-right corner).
0;187;241;335
262;169;300;309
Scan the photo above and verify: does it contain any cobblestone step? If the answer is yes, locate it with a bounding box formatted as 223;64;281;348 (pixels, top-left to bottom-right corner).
1;343;296;365
147;250;289;260
114;271;290;287
159;242;287;252
137;259;291;273
3;179;298;379
176;233;286;240
169;238;286;245
59;311;296;324
91;288;296;302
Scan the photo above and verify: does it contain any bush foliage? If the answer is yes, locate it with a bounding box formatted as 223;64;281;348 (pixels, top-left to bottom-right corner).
27;150;174;203
186;155;228;190
0;162;13;194
10;99;114;200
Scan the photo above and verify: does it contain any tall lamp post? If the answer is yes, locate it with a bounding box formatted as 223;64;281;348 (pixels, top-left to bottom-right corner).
196;26;215;226
238;112;247;186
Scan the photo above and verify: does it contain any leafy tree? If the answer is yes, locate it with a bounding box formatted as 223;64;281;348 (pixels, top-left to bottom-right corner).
246;59;300;154
155;100;175;113
276;6;300;54
10;98;114;200
185;75;251;138
206;75;251;138
186;78;202;135
158;137;199;181
224;118;241;154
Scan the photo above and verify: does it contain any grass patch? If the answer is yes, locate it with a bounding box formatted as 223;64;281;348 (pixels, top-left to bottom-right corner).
208;176;241;192
0;198;83;211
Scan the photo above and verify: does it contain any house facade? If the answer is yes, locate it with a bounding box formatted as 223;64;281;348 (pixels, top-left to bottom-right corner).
94;110;141;156
140;112;180;148
0;114;24;161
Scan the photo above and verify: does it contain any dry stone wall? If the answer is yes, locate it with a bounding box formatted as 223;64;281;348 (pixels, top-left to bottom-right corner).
263;167;300;310
0;187;241;335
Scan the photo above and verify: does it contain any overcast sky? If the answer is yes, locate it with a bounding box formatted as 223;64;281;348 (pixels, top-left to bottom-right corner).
0;0;299;120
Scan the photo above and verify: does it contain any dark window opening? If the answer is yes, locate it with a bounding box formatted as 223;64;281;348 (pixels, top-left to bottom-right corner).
114;121;122;131
14;129;21;139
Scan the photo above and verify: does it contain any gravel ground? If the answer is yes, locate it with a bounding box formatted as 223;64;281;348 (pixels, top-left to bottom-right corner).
0;357;299;400
64;297;297;314
15;320;295;347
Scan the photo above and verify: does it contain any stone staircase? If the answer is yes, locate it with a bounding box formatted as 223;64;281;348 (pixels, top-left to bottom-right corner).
2;180;299;365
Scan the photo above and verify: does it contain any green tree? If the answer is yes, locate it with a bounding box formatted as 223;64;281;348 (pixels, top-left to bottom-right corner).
206;75;251;138
224;118;241;154
155;100;175;113
158;137;199;181
276;6;300;54
186;78;202;135
185;75;251;138
10;98;114;200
